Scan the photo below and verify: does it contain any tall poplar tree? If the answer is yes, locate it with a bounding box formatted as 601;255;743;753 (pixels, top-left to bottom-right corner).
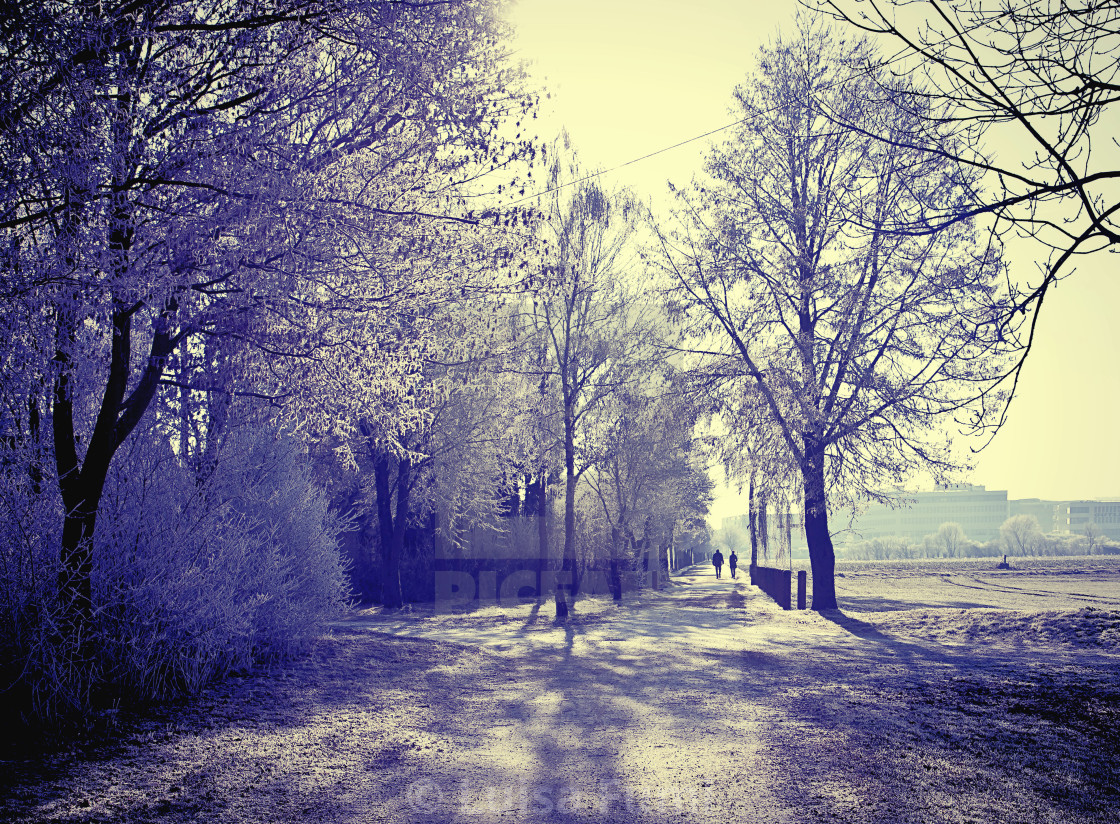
529;141;651;619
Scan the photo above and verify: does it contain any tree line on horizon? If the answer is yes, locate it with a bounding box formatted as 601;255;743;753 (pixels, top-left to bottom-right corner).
1;0;1113;736
719;515;1120;564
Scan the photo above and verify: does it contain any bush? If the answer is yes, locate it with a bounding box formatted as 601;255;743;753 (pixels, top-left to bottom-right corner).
0;423;348;739
0;453;67;727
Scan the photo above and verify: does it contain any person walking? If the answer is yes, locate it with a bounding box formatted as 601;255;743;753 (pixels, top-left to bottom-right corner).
728;550;738;579
712;548;724;579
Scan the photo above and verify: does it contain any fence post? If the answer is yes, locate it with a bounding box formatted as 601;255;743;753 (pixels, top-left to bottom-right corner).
781;569;791;610
797;570;806;610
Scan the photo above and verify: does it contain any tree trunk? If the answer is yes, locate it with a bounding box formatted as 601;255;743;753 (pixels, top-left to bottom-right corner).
178;355;191;469
57;483;103;636
758;490;769;562
748;473;758;569
801;445;837;610
28;395;43;495
661;521;674;577
499;469;520;518
53;295;177;641
557;419;577;620
375;453;410;610
609;525;624;601
784;509;793;561
197;360;233;483
532;473;550;602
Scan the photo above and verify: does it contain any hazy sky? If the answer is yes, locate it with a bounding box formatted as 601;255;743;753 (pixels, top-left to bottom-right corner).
504;0;1120;517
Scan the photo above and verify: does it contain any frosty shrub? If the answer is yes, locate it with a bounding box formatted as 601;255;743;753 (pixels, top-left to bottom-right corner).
1;424;347;734
201;426;350;658
0;446;67;723
94;425;349;694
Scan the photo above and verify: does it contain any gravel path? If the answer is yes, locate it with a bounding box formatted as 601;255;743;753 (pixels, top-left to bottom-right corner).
2;566;1118;823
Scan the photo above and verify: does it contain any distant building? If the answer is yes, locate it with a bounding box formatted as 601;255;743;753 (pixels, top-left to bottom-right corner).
723;486;1120;548
1062;500;1120;539
1009;498;1064;534
845;483;1008;543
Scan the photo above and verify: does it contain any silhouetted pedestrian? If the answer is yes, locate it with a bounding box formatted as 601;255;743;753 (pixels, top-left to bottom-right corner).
729;550;738;579
712;549;724;579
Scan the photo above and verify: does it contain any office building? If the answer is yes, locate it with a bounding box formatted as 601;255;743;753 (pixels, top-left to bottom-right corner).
845;483;1008;543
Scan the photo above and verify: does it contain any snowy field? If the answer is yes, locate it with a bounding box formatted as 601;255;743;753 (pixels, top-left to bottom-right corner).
794;555;1120;651
831;556;1120;612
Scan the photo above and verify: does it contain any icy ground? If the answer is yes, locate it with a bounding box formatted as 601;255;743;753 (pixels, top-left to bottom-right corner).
2;564;1118;823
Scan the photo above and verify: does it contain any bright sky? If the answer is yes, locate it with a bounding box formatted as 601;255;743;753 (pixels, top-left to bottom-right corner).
504;0;1120;519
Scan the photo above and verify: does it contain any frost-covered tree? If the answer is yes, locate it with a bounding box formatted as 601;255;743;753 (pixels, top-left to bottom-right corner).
585;382;707;598
0;1;533;640
528;142;654;619
1001;514;1042;557
937;522;968;558
653;17;1017;609
357;338;530;609
1082;521;1103;555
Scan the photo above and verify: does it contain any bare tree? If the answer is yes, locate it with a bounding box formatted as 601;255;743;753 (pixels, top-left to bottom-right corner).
714;524;748;557
653;17;1016;609
1001;513;1042;557
815;0;1120;356
1082;521;1103;555
937;521;967;558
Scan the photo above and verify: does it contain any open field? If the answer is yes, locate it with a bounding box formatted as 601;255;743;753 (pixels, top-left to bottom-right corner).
775;555;1120;650
831;556;1120;611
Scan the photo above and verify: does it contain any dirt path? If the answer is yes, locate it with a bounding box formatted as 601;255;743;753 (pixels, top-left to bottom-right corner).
2;566;1118;823
359;567;799;823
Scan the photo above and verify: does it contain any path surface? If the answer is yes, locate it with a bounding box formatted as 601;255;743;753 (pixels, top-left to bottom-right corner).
344;565;798;823
2;566;1118;823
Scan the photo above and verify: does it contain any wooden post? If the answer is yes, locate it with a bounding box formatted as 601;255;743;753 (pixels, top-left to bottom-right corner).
781;569;791;610
797;570;807;610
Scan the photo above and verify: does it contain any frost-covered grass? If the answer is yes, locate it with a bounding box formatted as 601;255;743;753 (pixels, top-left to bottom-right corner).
863;606;1120;649
1;565;1116;824
834;554;1120;577
768;642;1120;824
778;556;1120;652
784;555;1120;613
